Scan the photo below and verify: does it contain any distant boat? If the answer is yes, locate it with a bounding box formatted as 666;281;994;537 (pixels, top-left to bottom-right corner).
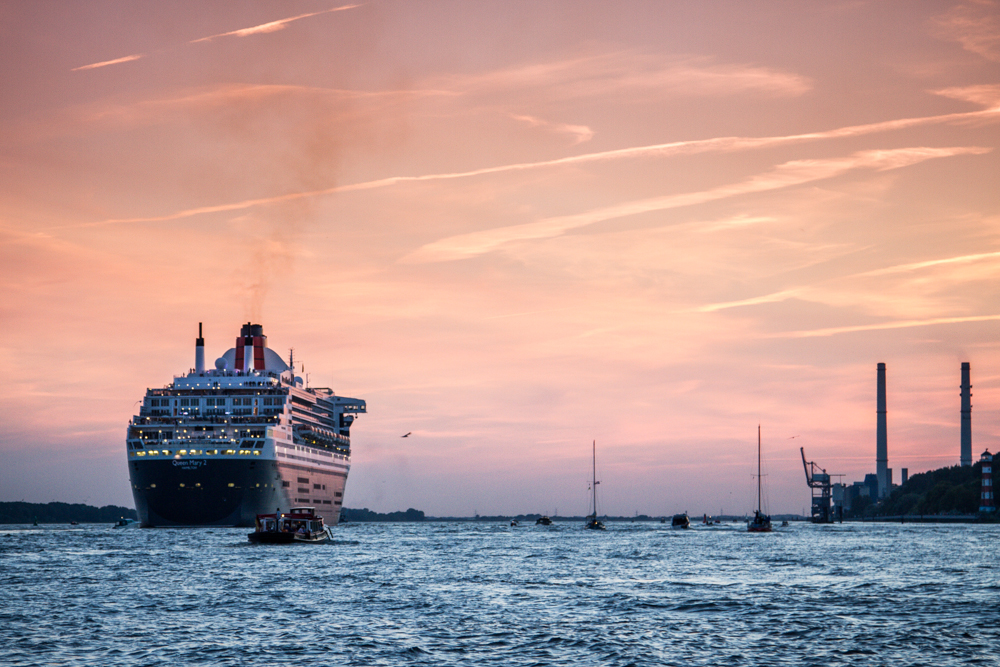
748;425;773;533
671;513;690;529
113;518;138;529
535;516;553;525
510;519;519;527
584;440;606;530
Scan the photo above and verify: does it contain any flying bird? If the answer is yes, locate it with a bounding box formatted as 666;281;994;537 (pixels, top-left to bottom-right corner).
401;432;411;438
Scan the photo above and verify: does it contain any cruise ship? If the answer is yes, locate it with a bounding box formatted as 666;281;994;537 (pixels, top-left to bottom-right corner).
125;323;366;527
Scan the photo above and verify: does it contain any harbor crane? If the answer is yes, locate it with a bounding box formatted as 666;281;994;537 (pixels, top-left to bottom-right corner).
800;447;843;523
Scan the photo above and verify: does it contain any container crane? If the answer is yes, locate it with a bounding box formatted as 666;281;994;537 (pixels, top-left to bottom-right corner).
800;447;843;523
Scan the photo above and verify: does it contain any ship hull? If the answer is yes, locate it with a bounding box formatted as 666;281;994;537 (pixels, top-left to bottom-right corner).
128;457;347;527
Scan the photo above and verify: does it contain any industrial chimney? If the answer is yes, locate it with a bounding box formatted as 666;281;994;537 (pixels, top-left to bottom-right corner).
195;322;205;374
876;362;888;499
961;362;972;466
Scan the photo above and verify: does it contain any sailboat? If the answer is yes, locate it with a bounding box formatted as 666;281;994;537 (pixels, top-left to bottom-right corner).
748;425;772;533
585;440;606;530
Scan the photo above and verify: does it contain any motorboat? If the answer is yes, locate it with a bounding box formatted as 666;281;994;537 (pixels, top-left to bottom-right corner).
248;507;330;544
671;513;690;529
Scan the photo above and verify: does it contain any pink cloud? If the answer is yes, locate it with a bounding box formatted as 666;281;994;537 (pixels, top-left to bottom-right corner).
190;4;362;43
403;146;992;263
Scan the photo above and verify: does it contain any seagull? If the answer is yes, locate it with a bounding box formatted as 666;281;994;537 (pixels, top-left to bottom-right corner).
401;432;411;438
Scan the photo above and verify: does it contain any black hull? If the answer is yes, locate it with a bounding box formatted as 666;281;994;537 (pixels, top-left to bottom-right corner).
129;458;286;527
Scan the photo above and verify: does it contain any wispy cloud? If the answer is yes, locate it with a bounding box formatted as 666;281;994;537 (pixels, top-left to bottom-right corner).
71;54;144;72
933;1;1000;62
71;102;1000;229
190;4;361;43
403;147;991;263
772;314;1000;338
443;53;813;100
696;290;802;313
509;114;594;144
854;250;1000;277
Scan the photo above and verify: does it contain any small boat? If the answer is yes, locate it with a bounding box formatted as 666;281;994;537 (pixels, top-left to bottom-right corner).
781;520;789;527
671;513;690;529
113;518;138;528
248;507;330;544
70;521;79;526
510;519;519;527
535;516;553;525
748;425;773;533
584;440;606;530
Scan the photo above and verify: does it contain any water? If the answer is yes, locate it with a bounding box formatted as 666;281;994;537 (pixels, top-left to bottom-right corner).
1;521;998;666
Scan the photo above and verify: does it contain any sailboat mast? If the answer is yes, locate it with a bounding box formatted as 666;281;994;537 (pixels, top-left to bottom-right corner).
757;425;762;514
592;440;597;517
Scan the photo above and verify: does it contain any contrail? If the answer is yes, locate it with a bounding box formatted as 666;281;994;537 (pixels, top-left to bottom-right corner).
771;314;1000;338
72;54;145;71
190;5;361;43
72;5;361;71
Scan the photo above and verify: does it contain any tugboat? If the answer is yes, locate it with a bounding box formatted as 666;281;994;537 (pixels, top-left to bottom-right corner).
671;513;690;529
748;425;773;533
248;507;330;544
535;516;553;525
584;441;606;530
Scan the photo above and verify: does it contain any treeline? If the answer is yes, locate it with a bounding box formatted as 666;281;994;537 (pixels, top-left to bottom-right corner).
341;507;425;522
848;462;984;518
0;502;138;524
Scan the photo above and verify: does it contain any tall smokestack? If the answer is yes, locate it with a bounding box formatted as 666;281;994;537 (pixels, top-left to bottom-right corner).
876;362;888;499
195;322;205;373
961;362;972;466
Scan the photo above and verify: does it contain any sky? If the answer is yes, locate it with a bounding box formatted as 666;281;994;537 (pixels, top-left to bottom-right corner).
1;1;999;517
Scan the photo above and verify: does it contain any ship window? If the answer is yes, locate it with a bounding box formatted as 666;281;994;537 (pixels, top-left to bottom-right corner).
298;477;309;483
282;481;290;487
195;483;201;487
334;492;342;498
137;451;146;457
313;484;321;489
323;500;332;504
179;483;185;488
228;483;235;487
161;450;171;456
224;449;235;455
179;450;187;455
253;451;260;456
298;488;309;494
255;441;264;449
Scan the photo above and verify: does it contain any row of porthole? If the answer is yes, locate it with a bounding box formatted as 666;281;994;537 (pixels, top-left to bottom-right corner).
138;482;278;490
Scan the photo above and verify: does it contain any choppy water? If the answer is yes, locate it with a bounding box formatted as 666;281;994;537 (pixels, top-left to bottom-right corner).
1;521;998;666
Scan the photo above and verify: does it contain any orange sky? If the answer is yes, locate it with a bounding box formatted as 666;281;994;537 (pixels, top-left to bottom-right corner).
2;1;999;516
